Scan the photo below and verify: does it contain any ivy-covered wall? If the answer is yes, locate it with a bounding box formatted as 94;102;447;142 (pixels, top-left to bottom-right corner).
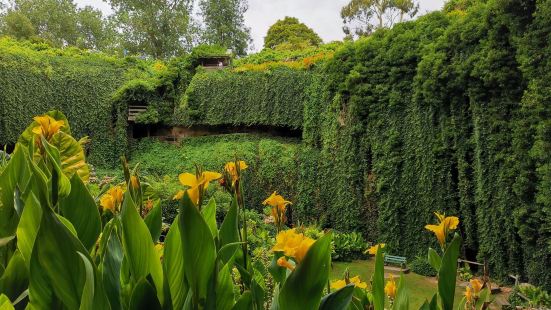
173;68;312;129
295;0;549;289
0;38;128;166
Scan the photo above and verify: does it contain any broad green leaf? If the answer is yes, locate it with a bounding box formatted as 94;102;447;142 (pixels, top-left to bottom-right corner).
251;279;265;310
201;198;218;238
475;288;490;309
179;192;216;301
0;294;14;310
218;198;239;264
30;194;109;309
129;278;162;310
78;252;94;310
438;234;462;310
372;247;385;310
49;132;90;183
144;203;162;242
278;232;332;310
319;284;354;310
392;273;408;310
101;224;123;310
16;194;42;268
41;137;71;200
56;214;78;236
163;215;188;310
59;174;101;251
232;291;252;310
216;263;235;310
268;252;286;284
0;251;28;303
120;191;164;304
427;248;441;272
0;146;30;237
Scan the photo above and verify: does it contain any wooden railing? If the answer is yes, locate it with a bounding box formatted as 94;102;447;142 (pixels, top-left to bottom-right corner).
128;105;147;121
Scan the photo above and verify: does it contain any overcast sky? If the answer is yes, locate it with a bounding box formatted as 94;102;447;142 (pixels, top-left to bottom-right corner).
74;0;446;51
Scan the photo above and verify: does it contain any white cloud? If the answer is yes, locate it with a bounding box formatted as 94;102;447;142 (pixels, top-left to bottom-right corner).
73;0;446;51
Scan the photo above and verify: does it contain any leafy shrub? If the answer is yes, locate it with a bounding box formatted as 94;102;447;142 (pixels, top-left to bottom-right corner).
508;285;551;309
410;256;437;277
331;231;369;262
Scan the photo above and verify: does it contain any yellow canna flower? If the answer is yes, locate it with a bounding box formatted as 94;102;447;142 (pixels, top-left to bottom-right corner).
425;212;460;248
277;256;295;271
224;161;248;184
100;185;125;214
272;229;316;264
264;192;292;228
263;191;292;208
130;175;139;189
470;278;483;294
100;194;115;213
385;274;397;299
173;171;222;205
330;279;347;290
32;115;65;141
349;276;368;289
368;243;386;255
465;286;473;304
425;224;446;247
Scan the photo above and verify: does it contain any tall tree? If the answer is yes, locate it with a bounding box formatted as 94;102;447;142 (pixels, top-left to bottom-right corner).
108;0;194;58
341;0;418;38
1;10;35;40
0;0;112;50
199;0;251;56
264;16;322;50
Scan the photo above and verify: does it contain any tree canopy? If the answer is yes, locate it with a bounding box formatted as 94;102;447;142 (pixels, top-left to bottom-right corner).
199;0;251;56
107;0;194;58
264;16;322;50
341;0;418;37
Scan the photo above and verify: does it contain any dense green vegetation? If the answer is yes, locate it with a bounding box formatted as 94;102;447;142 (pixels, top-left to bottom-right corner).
97;134;300;223
0;37;128;166
1;0;550;291
175;68;312;129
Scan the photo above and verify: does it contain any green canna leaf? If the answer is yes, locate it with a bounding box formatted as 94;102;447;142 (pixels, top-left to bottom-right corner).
232;291;253;310
218;197;239;264
0;251;28;303
216;263;235;310
0;146;31;238
427;248;441;272
59;174;101;251
78;252;95;310
278;232;332;310
100;223;123;310
438;234;462;310
319;284;354;310
129;278;162;310
392;273;409;310
0;294;14;310
372;246;385;310
144;202;162;242
179;191;216;303
201;198;218;238
120;191;164;305
163;215;188;310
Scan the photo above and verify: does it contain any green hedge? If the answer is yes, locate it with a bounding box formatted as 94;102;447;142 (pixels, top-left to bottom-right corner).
0;37;129;166
295;0;550;289
174;68;312;129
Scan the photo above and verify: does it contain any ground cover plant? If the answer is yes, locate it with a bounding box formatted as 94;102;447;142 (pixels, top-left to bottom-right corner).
0;111;494;309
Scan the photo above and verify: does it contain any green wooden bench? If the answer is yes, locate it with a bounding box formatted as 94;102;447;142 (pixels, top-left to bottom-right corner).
384;255;407;269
